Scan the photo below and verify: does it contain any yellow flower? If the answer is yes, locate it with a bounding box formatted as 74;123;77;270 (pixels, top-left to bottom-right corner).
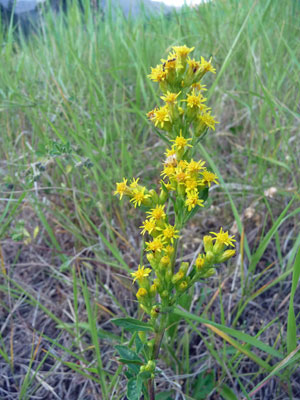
198;112;218;131
147;205;166;221
161;91;181;105
136;287;148;299
130;177;140;188
210;227;236;247
201;170;219;187
130;187;150;208
148;65;167;82
114;178;128;200
152;105;170;128
171;130;192;151
172;45;195;58
146;238;165;253
174;167;187;183
187;159;206;174
192;82;207;91
161;164;176;179
131;265;152;283
185;178;199;192
158;224;179;243
187;58;201;74
140;219;156;235
184;89;206;109
195;254;205;270
161;54;180;72
185;190;204;211
200;56;216;74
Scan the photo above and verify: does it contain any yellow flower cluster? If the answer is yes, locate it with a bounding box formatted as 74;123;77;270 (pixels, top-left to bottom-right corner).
114;45;236;317
147;45;218;137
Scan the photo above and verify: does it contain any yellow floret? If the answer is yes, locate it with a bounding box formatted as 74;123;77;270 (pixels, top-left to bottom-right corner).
131;265;152;283
210;227;236;247
185;190;204;211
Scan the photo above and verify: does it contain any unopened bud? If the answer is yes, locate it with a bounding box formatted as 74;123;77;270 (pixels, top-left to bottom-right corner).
216;249;236;263
203;235;213;252
159;189;168;204
179;262;189;274
136;288;148;300
150;306;160;319
161;255;170;267
195;255;205;270
178;280;188;292
161;290;169;298
205;251;214;264
149;284;157;296
203;268;215;278
145;360;156;372
172;270;184;284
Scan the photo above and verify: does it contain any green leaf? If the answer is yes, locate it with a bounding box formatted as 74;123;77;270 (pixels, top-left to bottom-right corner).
218;384;238;400
111;317;153;332
192;369;215;399
127;377;142;400
115;346;142;374
156;391;174;400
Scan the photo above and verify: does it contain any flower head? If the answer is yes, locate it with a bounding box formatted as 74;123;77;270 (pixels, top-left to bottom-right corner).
146;238;165;253
114;178;128;200
185;190;204;211
171;130;192;151
140;219;156;235
172;45;195;58
201;170;219;187
158;224;179;243
131;265;152;284
210;227;236;247
130;187;150;208
148;65;167;82
200;57;216;74
184;89;206;109
161;91;181;105
147;205;166;221
130;178;140;189
152;105;170;128
197;112;218;131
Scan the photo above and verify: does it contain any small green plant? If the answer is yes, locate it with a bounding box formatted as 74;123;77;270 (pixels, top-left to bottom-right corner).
113;45;236;399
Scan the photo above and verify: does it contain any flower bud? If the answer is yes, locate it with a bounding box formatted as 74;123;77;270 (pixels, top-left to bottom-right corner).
136;288;148;300
203;235;213;252
195;255;205;271
205;251;214;264
159;189;168;204
150;306;160;319
178;280;188;292
213;240;225;255
203;268;215;278
150;284;157;297
161;255;170;267
179;262;189;274
172;270;184;284
216;249;236;263
161;290;169;298
165;269;173;282
149;189;159;204
145;360;156;372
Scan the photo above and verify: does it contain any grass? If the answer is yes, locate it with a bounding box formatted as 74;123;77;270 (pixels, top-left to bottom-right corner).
0;0;300;398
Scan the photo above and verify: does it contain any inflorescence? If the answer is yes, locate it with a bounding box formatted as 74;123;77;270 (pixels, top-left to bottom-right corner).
114;45;235;318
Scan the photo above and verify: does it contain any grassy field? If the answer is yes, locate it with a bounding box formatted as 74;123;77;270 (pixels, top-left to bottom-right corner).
0;0;300;398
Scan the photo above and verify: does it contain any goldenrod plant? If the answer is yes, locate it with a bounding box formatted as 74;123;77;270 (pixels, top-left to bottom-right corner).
113;45;236;400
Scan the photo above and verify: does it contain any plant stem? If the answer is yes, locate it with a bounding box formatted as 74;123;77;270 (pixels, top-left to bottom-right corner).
148;313;167;400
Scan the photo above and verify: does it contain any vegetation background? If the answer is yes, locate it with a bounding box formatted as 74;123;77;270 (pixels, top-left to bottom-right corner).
0;0;299;399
